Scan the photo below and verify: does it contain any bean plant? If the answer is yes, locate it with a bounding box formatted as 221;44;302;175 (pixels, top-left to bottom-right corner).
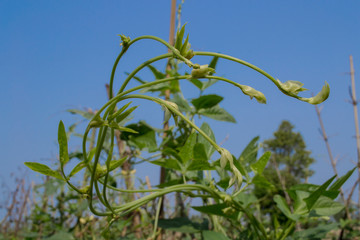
25;25;355;239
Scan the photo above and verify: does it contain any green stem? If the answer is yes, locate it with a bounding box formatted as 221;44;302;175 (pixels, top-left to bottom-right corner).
109;47;128;99
94;180;107;208
232;200;268;240
194;51;298;98
102;129;115;214
88;126;111;216
109;34;195;99
232;182;249;198
152;197;163;239
113;184;221;213
278;221;295;240
118;53;172;94
120;94;221;152
129;35;193;67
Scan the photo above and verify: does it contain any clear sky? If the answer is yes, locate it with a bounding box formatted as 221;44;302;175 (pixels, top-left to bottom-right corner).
1;1;360;203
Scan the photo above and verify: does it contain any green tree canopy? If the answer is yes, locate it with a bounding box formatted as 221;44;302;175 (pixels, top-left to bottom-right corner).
255;120;315;218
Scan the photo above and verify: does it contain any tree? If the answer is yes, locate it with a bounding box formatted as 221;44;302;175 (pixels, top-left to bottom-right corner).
265;120;314;185
255;120;315;218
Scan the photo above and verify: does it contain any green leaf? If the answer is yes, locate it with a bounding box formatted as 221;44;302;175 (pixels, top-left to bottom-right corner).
162;148;183;164
157;217;207;233
329;167;356;192
293;223;338;240
216;178;231;189
174;24;186;50
201;78;218;90
202;231;230;240
136;133;158;152
187;143;213;170
114;106;137;123
304;175;336;211
188;78;203;89
111;104;137;123
197;122;216;159
198;105;236;123
233;192;257;207
180;34;189;55
171;93;192;112
124;72;146;84
191;94;223;110
68;161;86;178
58;121;69;167
193;143;208;161
116;126;138;134
252;174;274;189
292;190;310;216
208;56;219;72
140;82;169;94
24;162;64;180
67;109;94;120
310;196;344;216
178;131;197;164
147;64;166;79
274;195;299;221
250;151;271;175
43;230;75;240
108;157;127;172
238;136;259;170
130;130;157;152
192;203;238;220
150;158;181;170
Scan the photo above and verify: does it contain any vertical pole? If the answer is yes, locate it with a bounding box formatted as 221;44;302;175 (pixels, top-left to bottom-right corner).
314;104;350;219
349;55;360;217
157;1;177;239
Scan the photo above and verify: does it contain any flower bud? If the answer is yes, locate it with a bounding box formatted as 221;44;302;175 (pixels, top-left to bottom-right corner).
236;84;266;104
185;49;194;60
302;82;330;105
220;193;232;205
231;166;243;186
162;101;179;125
220;148;233;169
89;115;105;128
222;207;236;215
118;34;131;47
277;80;307;95
191;65;215;78
95;164;107;179
79;185;91;194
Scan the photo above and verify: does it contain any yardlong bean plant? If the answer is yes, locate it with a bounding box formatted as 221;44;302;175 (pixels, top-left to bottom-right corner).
25;25;355;239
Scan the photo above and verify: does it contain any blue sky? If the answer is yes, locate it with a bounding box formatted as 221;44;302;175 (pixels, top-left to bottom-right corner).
1;1;360;203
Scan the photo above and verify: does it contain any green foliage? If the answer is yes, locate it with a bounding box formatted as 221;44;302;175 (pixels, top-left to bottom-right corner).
19;23;356;240
24;162;64;180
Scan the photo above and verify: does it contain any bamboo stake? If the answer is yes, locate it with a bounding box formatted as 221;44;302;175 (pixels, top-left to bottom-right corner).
314;104;350;219
349;55;360;217
157;2;177;239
